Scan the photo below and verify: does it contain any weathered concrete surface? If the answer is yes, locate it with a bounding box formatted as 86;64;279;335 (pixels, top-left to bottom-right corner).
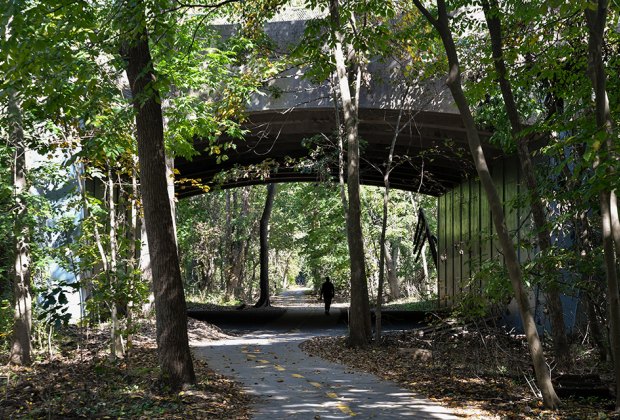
175;14;503;197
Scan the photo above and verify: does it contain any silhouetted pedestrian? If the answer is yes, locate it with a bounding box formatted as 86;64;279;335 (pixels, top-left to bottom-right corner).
320;276;335;315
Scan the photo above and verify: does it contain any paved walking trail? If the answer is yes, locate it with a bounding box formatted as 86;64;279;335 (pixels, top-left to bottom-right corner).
191;288;457;419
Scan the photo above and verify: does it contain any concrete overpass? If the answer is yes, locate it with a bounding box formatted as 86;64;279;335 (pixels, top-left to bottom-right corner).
174;9;503;198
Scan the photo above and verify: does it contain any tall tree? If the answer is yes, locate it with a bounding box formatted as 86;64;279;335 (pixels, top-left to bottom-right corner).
411;0;560;408
584;0;620;410
120;0;195;389
480;0;569;369
328;0;372;346
255;183;277;307
375;98;406;342
8;89;32;366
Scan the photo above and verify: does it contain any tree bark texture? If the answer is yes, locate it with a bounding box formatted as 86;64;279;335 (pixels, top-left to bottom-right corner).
229;188;250;300
481;0;569;369
385;242;400;301
107;165;124;359
412;0;559;408
329;0;371;346
332;77;349;219
121;2;195;388
255;183;276;307
9;89;32;366
585;0;620;409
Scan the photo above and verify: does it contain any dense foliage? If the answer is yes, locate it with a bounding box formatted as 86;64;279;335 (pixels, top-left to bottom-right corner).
177;183;437;304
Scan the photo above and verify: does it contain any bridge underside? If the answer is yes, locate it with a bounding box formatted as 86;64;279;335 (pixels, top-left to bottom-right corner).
175;107;501;198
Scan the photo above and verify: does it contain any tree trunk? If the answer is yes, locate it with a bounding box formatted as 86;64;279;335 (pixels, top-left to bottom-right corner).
332;76;349;219
227;188;250;300
585;1;620;409
481;0;569;369
420;243;429;297
107;164;124;360
120;1;195;389
224;190;234;300
165;155;178;246
8;89;32;366
409;193;430;297
127;161;139;358
412;0;559;408
611;190;620;262
385;241;400;301
375;191;388;342
255;184;277;307
375;98;404;342
281;252;291;290
139;216;154;315
576;209;609;361
329;0;371;346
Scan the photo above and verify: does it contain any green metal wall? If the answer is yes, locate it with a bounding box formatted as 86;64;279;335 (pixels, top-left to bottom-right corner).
437;156;526;306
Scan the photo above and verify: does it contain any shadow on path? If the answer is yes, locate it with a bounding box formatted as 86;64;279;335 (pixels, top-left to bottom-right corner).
188;287;428;332
190;288;456;419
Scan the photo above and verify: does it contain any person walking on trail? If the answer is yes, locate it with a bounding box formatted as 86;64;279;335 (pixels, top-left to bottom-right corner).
320;276;335;315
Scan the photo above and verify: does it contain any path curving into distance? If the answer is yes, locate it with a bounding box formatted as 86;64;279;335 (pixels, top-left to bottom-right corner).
190;288;457;419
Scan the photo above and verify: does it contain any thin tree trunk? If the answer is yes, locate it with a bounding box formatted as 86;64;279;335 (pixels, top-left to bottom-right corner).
611;191;620;261
332;76;349;218
409;193;430;297
255;184;277;307
107;164;124;360
585;1;620;409
224;190;234;300
139;216;154;315
577;209;609;360
165;155;177;245
120;0;195;389
412;0;559;408
375;96;404;342
600;190;620;409
8;89;32;366
385;241;400;301
482;0;569;369
585;292;609;361
329;0;371;346
420;243;429;297
281;252;291;290
233;188;251;299
127;161;139;358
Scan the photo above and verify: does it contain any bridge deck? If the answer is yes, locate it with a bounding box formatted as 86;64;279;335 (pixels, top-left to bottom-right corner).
175;107;501;197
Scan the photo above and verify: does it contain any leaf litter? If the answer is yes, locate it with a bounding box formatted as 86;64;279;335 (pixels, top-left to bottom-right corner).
300;318;618;419
0;319;251;419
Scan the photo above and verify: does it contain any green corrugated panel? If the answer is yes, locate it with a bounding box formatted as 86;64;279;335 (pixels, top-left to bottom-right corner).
504;158;519;237
437;195;447;306
437;194;446;306
461;179;471;294
453;184;462;299
469;177;481;292
479;172;491;265
491;162;504;265
446;189;454;306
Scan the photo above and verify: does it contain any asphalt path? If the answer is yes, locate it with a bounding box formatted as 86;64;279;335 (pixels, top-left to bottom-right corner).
190;288;457;419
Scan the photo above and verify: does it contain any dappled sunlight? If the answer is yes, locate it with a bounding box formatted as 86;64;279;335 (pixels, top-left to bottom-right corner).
193;323;457;418
194;330;335;348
